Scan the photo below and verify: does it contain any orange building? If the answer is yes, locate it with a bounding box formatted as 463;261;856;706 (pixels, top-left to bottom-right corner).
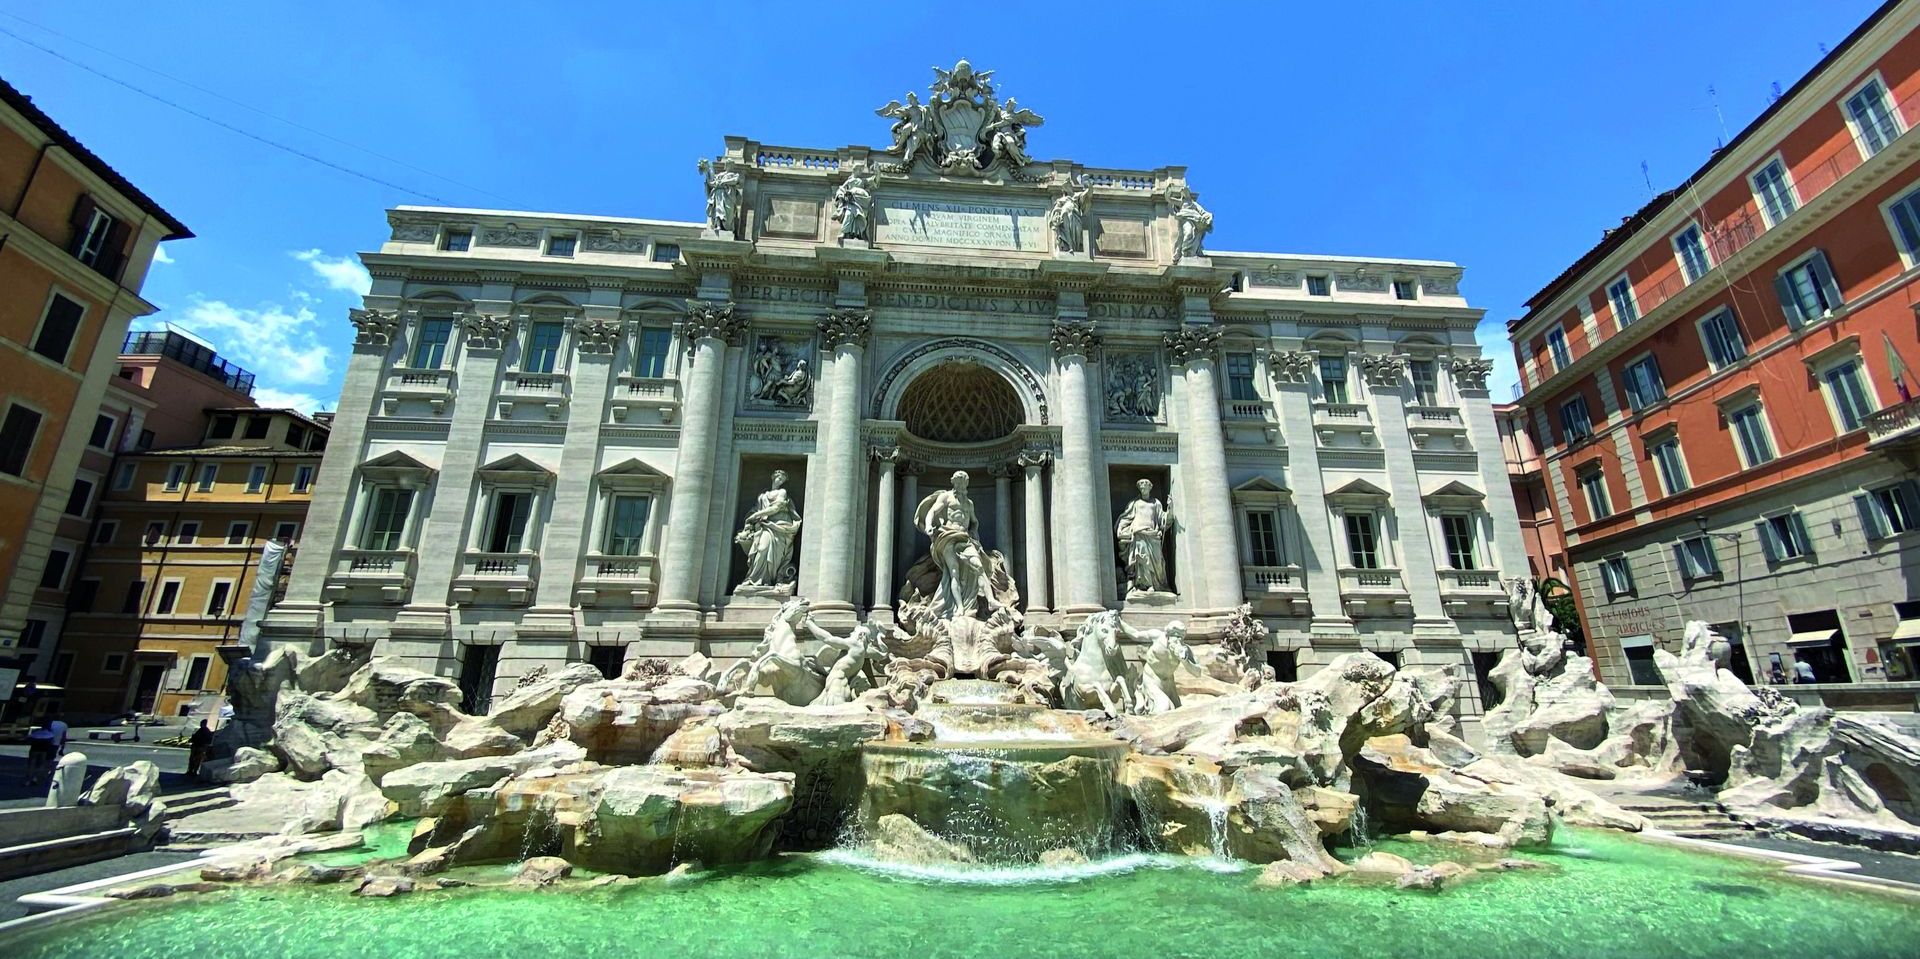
1509;0;1920;687
0;76;191;697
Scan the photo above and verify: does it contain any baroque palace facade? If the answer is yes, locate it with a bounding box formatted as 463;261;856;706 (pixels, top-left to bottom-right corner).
263;63;1526;727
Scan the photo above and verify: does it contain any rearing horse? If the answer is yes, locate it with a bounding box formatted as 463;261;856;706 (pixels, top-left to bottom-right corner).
1061;610;1134;714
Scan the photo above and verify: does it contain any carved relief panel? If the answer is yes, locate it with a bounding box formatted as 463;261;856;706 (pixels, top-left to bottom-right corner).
745;333;815;411
1104;352;1164;424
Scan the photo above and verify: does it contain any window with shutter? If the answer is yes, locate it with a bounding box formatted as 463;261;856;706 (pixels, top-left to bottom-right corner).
1775;252;1843;328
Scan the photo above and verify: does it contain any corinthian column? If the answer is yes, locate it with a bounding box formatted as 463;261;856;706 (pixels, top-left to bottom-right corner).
1019;450;1051;611
1166;325;1245;612
1051;320;1107;614
656;302;745;613
812;307;872;613
869;446;899;615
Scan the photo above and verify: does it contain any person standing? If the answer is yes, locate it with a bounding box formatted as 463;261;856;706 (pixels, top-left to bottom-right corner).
187;720;213;777
1793;654;1819;684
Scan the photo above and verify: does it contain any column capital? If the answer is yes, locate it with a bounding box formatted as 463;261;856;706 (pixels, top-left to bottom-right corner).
868;444;901;465
1163;325;1222;367
819;307;874;351
1359;351;1408;387
572;317;623;354
1269;348;1316;384
988;462;1019;480
896;459;925;478
462;312;518;352
1447;355;1495;393
1049;320;1102;359
350;308;402;349
684;301;747;346
1016;449;1051;471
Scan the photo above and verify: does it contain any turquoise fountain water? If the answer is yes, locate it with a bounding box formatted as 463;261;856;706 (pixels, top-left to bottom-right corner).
5;829;1915;959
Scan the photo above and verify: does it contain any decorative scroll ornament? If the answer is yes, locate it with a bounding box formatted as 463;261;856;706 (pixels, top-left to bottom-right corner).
874;59;1045;179
462;312;516;351
572;317;623;354
1358;351;1409;387
350;309;401;347
818;307;874;351
1049;320;1102;358
1269;349;1317;383
684;302;748;346
1163;325;1222;366
1449;356;1496;392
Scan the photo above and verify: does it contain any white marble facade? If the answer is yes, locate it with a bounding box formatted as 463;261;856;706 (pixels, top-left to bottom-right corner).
263;64;1526;726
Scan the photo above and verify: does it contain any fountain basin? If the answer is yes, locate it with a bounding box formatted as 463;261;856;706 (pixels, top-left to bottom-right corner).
859;739;1131;863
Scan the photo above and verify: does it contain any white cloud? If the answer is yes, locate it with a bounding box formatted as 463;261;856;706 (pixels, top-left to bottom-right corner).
252;385;330;415
1475;315;1522;404
176;297;334;387
152;245;175;265
291;248;371;295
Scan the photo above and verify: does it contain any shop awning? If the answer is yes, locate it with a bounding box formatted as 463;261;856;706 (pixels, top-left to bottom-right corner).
1787;628;1841;647
1890;619;1920;643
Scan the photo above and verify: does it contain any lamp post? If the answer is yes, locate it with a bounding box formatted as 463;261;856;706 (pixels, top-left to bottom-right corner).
1694;513;1749;679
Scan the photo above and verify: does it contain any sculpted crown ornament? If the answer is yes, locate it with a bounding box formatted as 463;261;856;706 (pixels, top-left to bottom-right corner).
349;308;401;347
462;312;517;351
1049;320;1102;358
684;301;748;346
875;59;1045;180
1449;356;1496;393
573;317;623;354
1164;325;1223;366
818;307;874;351
1358;352;1408;386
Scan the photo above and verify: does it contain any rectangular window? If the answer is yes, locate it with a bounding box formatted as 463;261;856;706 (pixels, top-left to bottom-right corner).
1600;555;1634;597
604;494;652;556
1675;536;1720;581
274;521;300;542
1888;185;1920;261
1847;78;1899;156
205;581;232;616
1858;481;1919;540
1823;359;1875;432
1343;512;1380;569
652;242;680;263
226;521;250;546
1621;355;1667;412
293;465;315;492
69;579;98;612
94;520;118;545
121;580;145;614
89;414;115;449
1306;275;1331;296
246;464;269;493
412;318;454;368
545;233;577;257
32;293;85;364
1546;328;1571;370
20;619;46;649
183;655;212;690
0;404;44;476
177;521;199;545
243;416;270;440
1760;512;1812;562
1649;436;1690;495
1730;402;1775;466
143;521;167;546
1319;356;1349;404
209;413;237;440
1225;353;1258;401
155;580;182;614
1776;252;1843;328
1392;279;1417;300
163;463;186;491
195;463;218;491
113;462;136;490
1246;510;1282;567
1606;276;1638;327
525;321;565;373
137;429;154;450
485;492;533;552
1559;395;1593;443
101;652;126;674
1753;159;1798;225
63;478;94;517
1698;308;1748;369
1579;469;1612;520
1409;359;1439;406
635;327;673;378
363;487;414;551
1441;514;1476;570
74;206;117;267
441;229;472;252
1674;225;1712;282
38;549;70;589
286;424;307;449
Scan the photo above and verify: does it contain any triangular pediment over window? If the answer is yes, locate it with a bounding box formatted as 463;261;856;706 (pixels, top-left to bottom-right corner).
476;453;555;486
1326;478;1390;498
1232;476;1293;505
360;450;435;487
599;457;669;492
1422;480;1485;503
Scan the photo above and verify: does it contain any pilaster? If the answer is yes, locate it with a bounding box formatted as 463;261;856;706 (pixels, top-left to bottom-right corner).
526;312;622;620
1269;350;1349;633
1363;352;1452;633
1166;323;1245;613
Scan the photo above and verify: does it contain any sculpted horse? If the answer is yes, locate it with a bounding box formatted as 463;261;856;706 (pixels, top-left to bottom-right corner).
1060;610;1134;714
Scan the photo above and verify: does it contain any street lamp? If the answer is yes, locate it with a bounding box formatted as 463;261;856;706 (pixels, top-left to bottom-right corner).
1694;513;1750;679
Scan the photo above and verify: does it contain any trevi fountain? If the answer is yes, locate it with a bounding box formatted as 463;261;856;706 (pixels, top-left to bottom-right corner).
10;61;1920;959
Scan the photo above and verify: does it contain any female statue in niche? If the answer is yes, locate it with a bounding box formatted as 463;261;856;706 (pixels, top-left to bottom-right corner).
913;470;989;621
1115;478;1172;596
736;470;802;591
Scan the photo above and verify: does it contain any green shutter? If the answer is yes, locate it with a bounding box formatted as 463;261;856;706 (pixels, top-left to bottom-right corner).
1855;493;1886;541
1775;273;1804;329
1810;251;1843;311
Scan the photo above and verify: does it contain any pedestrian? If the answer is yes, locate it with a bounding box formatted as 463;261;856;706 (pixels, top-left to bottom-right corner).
1793;654;1819;684
187;720;213;777
24;711;67;786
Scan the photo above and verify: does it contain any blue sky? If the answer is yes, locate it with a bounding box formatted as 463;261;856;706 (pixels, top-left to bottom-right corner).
0;1;1887;411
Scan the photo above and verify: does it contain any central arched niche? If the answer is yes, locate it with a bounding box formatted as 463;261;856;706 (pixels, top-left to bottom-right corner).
897;361;1024;444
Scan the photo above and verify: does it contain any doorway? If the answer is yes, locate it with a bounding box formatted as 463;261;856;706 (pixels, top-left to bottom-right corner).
130;662;167;715
459;644;501;714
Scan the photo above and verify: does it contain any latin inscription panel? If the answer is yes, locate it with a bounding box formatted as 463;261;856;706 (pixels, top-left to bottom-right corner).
875;198;1049;251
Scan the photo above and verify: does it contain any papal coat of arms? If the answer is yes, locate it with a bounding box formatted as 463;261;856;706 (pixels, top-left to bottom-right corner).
875;60;1045;179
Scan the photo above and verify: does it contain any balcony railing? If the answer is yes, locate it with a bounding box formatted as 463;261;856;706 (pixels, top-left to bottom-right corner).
389;367;454;392
327;549;416;602
1437;568;1502;593
461;551;538;581
1224;399;1272;421
503;371;568;395
577;553;659;607
122;330;256;395
1242;565;1307;593
1338;567;1407;595
1867;396;1920;447
1313;401;1369;422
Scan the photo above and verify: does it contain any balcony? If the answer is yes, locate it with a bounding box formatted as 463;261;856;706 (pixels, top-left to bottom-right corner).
611;376;682;425
1241;564;1308;615
497;370;570;420
324;548;416;603
1867;397;1920;450
1221;397;1278;444
451;551;539;605
575;552;659;608
1337;566;1411;617
381;366;455;416
1405;405;1470;450
1437;567;1508;618
1312;401;1375;447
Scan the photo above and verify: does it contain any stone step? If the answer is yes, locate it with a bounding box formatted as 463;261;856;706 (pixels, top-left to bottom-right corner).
160;787;235;821
0;827;141;881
